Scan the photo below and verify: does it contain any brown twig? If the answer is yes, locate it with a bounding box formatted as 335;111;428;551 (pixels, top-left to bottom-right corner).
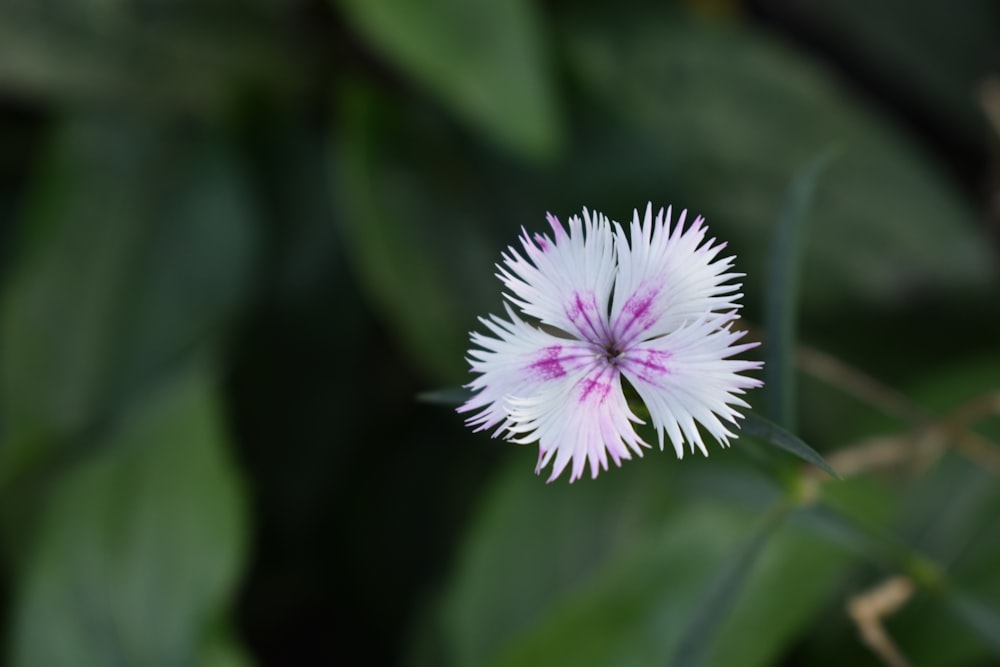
819;392;1000;481
740;322;1000;478
847;576;916;667
980;77;1000;140
796;346;929;425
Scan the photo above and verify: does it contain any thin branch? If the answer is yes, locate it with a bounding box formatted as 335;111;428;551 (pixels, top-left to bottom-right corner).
847;576;915;667
796;346;929;424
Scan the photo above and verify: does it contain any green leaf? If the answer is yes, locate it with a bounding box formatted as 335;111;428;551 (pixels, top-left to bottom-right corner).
670;502;790;667
795;0;999;140
441;460;684;667
484;501;851;667
335;0;561;160
416;386;474;406
849;359;1000;667
564;10;996;311
741;412;840;479
5;368;249;667
0;5;302;112
944;590;1000;656
0;114;257;486
431;457;852;667
488;505;755;667
201;626;256;667
764;149;837;431
794;502;897;569
693;513;853;667
334;86;508;382
778;457;1000;665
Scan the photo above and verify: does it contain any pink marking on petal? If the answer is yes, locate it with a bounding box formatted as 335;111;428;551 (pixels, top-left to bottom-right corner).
528;345;568;380
637;348;672;372
578;376;612;403
614;286;660;342
623;292;654;320
546;212;568;240
623;348;673;384
566;291;606;343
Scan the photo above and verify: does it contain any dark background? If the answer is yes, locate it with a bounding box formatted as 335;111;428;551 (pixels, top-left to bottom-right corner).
0;1;998;665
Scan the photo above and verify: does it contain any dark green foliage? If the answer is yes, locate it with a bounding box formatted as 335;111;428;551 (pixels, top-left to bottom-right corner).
0;1;997;666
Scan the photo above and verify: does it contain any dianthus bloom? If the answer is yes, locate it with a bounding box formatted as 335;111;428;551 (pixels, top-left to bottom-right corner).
458;203;763;482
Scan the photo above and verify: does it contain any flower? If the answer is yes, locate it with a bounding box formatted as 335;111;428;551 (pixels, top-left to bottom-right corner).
458;203;763;482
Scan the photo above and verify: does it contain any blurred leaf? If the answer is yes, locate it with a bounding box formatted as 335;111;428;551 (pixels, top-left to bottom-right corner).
891;358;1000;573
335;0;561;160
0;114;257;486
329;77;746;385
850;358;1000;667
0;4;303;112
670;502;789;667
417;386;474;406
440;459;683;667
564;10;996;311
334;86;508;382
201;626;256;667
944;590;1000;656
697;510;852;667
896;452;1000;570
765;149;836;430
741;412;839;479
6;368;248;667
906;356;1000;418
487;502;851;667
433;457;852;667
774;0;1000;140
487;505;752;667
794;439;1000;667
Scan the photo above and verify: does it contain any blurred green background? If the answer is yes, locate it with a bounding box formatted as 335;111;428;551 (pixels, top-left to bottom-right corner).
0;0;998;665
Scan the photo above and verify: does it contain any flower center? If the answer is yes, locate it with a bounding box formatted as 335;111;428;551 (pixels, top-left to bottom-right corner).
600;340;626;366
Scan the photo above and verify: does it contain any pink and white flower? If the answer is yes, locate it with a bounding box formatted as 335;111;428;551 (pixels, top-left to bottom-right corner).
459;203;763;482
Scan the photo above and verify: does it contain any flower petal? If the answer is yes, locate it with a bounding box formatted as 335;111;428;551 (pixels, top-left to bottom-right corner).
611;203;744;348
458;304;600;437
505;364;648;482
619;314;762;457
497;209;617;344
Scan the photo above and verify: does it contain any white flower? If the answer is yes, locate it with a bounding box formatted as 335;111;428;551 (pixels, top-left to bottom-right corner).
458;204;762;482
